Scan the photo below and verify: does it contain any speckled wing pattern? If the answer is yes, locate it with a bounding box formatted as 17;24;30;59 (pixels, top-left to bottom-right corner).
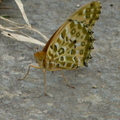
67;1;102;29
43;1;102;69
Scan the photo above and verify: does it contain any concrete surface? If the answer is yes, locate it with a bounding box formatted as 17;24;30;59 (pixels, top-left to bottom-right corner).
0;0;120;120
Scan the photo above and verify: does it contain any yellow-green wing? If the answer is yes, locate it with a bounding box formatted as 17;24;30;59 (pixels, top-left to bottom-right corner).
68;1;102;29
46;20;95;69
43;1;101;69
43;1;101;51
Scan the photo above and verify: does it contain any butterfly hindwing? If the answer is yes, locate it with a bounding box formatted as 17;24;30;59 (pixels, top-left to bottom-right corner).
46;20;94;69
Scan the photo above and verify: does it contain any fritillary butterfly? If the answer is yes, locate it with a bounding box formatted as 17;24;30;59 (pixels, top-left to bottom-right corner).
19;1;102;94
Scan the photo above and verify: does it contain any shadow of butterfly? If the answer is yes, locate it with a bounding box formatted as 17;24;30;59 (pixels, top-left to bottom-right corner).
19;1;102;95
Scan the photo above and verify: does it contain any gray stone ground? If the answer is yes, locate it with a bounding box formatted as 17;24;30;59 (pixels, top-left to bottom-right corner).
0;0;120;120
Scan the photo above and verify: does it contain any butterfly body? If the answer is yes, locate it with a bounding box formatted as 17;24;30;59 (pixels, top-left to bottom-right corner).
19;1;102;93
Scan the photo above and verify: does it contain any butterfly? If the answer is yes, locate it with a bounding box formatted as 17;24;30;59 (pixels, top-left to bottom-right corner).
19;1;102;94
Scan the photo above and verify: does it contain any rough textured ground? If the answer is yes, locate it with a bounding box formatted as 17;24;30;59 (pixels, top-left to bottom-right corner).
0;0;120;120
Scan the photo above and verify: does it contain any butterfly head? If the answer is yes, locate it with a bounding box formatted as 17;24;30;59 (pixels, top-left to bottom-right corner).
34;51;46;68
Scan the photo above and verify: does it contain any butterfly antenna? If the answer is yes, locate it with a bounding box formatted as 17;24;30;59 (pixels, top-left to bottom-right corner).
8;33;36;52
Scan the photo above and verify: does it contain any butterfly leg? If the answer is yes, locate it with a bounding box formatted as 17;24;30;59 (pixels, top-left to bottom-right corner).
42;69;47;95
61;71;75;88
18;65;41;81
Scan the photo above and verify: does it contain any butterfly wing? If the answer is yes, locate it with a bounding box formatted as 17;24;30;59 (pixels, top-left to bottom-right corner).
43;1;101;51
46;20;95;69
43;1;101;69
68;1;102;29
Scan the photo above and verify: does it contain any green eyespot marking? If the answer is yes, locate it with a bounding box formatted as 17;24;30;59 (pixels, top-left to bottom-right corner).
80;50;83;54
86;8;91;12
81;42;85;46
76;32;80;37
71;28;76;35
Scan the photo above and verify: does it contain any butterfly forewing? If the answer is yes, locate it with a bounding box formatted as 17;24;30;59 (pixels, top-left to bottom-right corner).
43;1;101;52
68;1;102;29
